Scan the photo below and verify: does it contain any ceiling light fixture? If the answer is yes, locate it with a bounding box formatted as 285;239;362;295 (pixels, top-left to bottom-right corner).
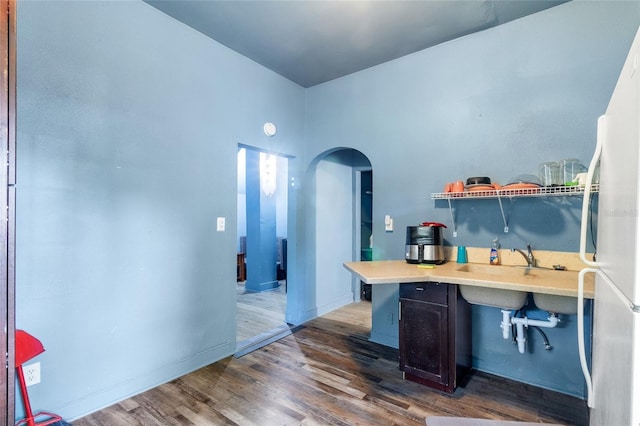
263;122;277;137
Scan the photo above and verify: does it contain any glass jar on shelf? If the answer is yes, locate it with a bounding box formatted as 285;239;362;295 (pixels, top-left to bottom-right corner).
561;158;587;185
539;161;561;186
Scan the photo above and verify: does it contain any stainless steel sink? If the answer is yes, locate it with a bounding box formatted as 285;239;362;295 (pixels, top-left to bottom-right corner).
456;263;556;277
455;263;579;313
533;293;579;314
455;264;528;310
455;263;504;275
505;267;581;314
459;285;528;310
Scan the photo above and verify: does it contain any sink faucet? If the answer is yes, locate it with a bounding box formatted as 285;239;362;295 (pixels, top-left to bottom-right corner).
511;244;536;267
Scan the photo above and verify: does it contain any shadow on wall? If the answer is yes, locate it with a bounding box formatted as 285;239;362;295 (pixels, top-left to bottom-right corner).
433;194;594;253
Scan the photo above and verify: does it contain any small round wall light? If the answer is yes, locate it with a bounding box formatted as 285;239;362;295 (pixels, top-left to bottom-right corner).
263;122;277;137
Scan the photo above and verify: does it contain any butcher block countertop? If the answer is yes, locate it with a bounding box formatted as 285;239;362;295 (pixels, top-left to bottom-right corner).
343;259;595;299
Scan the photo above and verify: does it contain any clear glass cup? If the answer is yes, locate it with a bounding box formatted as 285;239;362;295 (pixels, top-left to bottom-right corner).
539;162;561;186
561;159;587;185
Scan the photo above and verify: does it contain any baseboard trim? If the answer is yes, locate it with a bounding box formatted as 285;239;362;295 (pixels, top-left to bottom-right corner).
234;323;302;358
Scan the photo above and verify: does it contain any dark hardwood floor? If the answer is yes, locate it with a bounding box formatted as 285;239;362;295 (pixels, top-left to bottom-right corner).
75;302;588;426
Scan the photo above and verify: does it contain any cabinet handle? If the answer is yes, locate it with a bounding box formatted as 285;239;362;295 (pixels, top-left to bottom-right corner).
416;287;424;291
398;301;401;321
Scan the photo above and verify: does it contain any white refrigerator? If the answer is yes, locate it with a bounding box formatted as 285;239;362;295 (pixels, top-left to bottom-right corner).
579;26;640;426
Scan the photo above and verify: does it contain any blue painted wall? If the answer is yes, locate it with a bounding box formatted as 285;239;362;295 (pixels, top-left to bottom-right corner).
305;2;639;255
304;1;640;398
14;0;640;420
16;1;304;420
470;298;592;398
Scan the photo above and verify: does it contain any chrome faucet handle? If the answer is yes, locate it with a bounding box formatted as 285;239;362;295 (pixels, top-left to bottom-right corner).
511;245;536;267
526;244;535;267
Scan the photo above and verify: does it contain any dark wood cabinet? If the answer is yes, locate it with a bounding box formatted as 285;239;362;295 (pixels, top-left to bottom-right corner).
399;282;471;393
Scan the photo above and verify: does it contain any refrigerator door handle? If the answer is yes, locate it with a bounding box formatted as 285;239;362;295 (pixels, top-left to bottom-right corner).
579;115;605;267
578;268;597;408
578;267;638;409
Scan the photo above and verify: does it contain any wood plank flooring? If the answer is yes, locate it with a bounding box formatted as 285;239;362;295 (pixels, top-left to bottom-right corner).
75;302;588;426
236;281;287;344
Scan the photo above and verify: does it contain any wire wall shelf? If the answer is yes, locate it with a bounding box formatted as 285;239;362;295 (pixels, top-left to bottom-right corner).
431;184;599;236
431;184;599;200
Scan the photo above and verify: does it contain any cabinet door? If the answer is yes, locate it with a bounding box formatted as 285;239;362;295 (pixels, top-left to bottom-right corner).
399;298;449;387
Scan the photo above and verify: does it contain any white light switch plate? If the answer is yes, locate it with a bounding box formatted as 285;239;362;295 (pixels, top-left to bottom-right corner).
384;215;393;232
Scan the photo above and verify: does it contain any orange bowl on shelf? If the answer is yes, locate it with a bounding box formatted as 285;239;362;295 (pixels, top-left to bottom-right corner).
465;183;501;192
500;183;541;190
467;185;495;192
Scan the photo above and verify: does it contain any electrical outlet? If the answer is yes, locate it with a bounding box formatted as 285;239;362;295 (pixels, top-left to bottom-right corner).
23;362;41;386
216;217;225;232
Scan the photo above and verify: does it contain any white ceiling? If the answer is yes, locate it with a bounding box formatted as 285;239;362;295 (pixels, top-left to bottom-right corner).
145;0;569;87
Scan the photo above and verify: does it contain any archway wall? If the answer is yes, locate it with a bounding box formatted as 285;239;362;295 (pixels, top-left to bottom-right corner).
286;147;371;324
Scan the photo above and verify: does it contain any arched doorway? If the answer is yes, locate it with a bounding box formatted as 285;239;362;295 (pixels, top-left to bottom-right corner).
308;148;372;318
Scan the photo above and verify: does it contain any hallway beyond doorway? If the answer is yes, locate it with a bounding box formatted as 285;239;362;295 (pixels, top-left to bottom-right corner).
236;280;287;351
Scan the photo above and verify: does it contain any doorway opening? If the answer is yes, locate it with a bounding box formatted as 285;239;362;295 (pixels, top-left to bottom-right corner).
358;169;373;301
311;148;372;317
236;146;289;355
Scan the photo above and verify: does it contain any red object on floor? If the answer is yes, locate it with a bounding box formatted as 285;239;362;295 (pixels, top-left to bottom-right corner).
15;330;63;426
